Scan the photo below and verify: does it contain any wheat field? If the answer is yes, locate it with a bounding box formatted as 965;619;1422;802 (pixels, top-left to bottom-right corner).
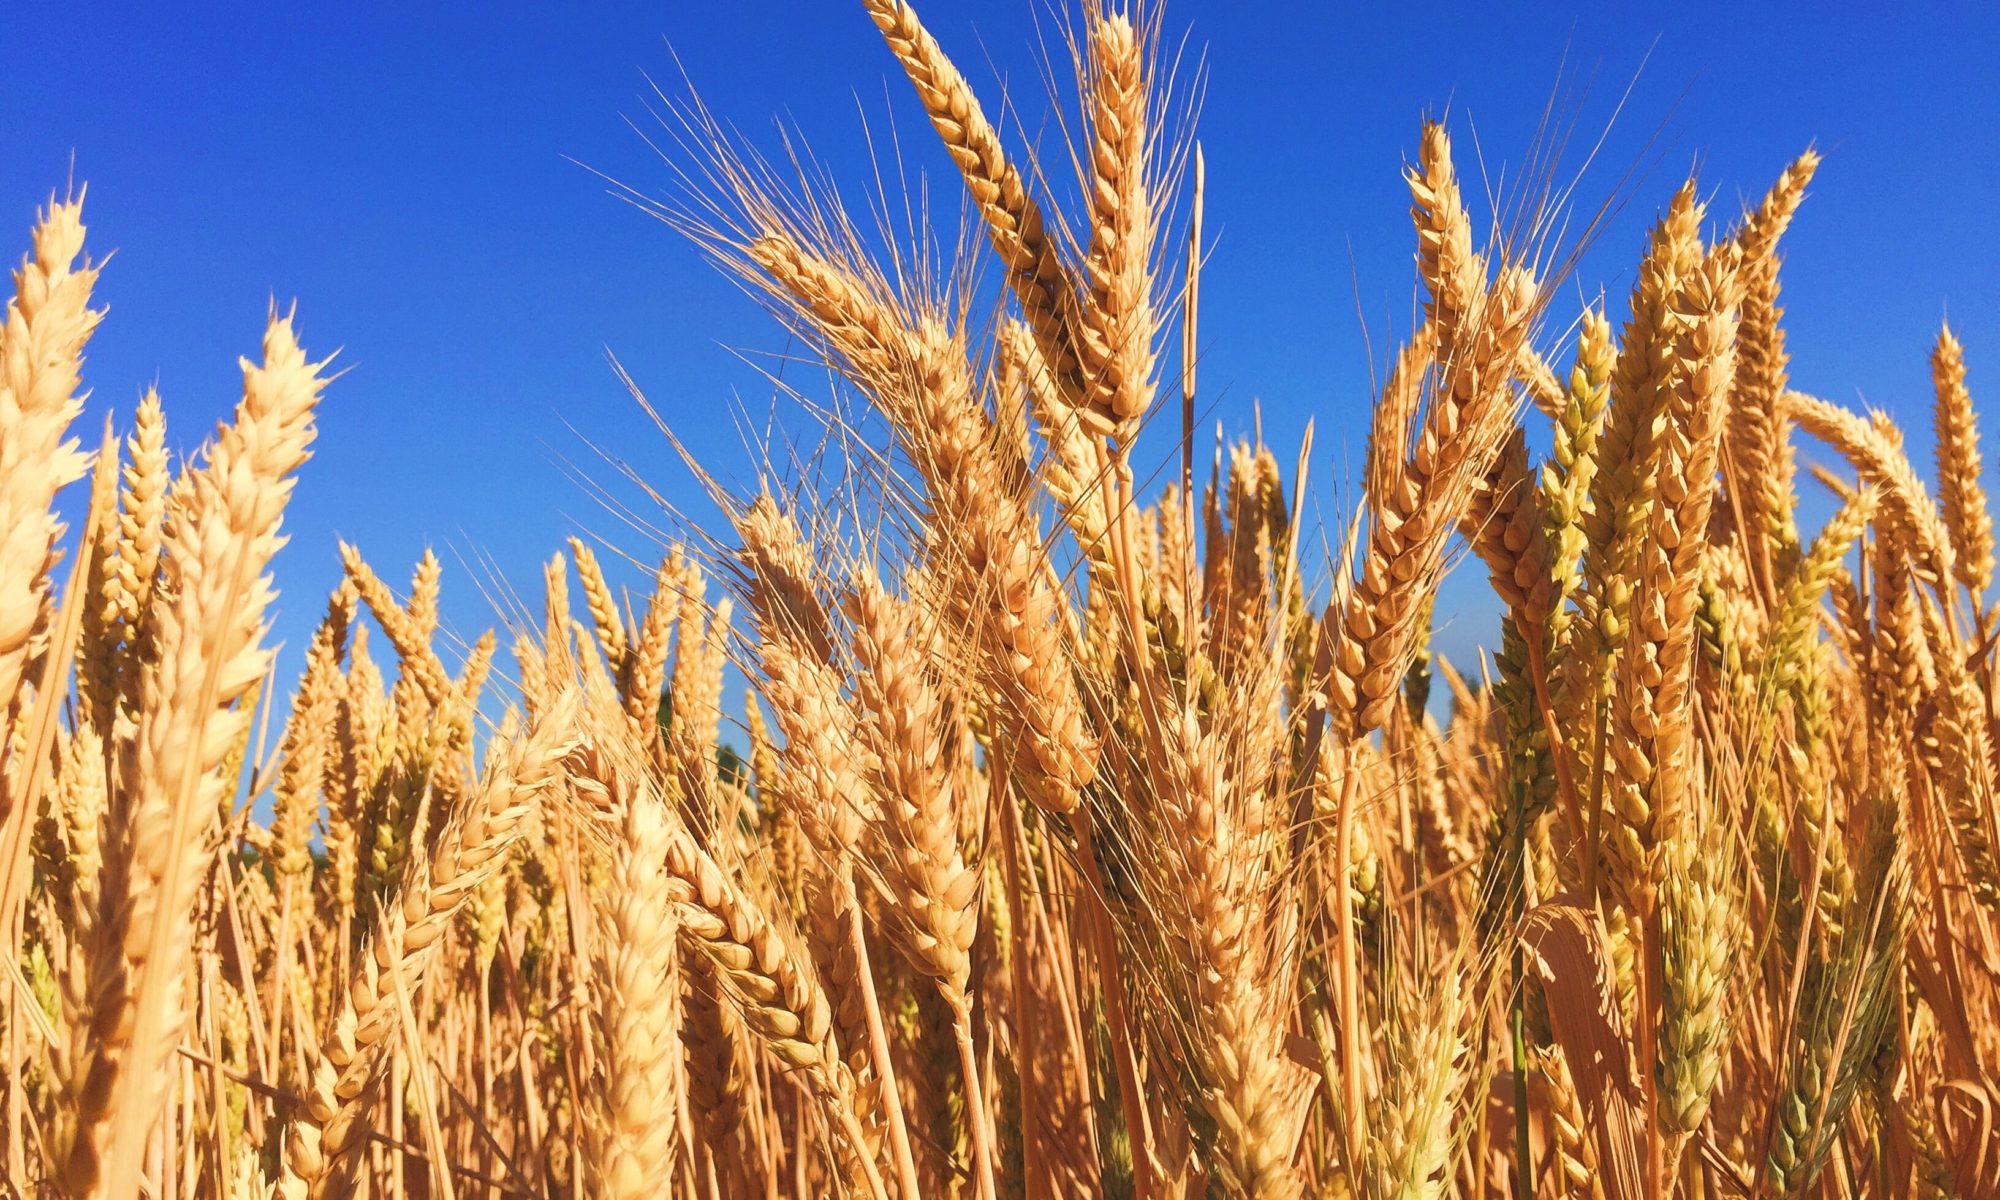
3;1;1997;1198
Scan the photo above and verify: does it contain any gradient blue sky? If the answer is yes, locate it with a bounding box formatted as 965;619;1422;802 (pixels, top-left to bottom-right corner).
6;1;1999;700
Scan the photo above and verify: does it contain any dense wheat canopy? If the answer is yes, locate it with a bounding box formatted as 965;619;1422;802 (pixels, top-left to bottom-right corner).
3;3;1998;1199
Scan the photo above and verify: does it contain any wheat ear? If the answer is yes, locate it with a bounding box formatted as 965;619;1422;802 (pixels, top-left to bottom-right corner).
624;547;689;743
1560;185;1703;753
339;541;455;707
587;791;684;1200
0;196;99;720
569;535;631;676
1791;391;1956;595
78;389;169;730
1368;968;1468;1200
1325;124;1539;739
861;0;1086;402
847;565;998;1199
664;825;888;1199
1078;11;1159;431
1655;815;1739;1132
1601;244;1740;908
1931;323;1994;603
1725;150;1818;578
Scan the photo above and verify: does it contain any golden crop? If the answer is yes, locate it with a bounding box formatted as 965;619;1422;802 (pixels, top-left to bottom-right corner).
2;2;1995;1197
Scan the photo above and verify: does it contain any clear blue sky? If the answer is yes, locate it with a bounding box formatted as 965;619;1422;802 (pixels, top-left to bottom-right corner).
6;0;1999;699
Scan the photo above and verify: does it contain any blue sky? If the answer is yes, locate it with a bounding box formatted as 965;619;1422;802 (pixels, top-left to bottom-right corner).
5;0;1998;705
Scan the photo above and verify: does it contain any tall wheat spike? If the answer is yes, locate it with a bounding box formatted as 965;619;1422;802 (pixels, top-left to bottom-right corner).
60;313;327;1200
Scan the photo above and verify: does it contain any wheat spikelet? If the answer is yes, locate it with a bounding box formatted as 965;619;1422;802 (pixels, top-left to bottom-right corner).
79;390;169;730
569;535;630;676
624;547;689;742
277;693;576;1200
407;547;442;638
665;587;728;824
1012;317;1114;563
1468;425;1569;911
1467;430;1556;666
339;541;455;707
74;439;125;737
271;590;353;882
669;818;832;1076
1563;186;1704;734
733;495;832;663
49;725;108;936
849;569;978;1004
1748;495;1878;961
680;956;755;1166
1149;677;1306;1198
746;694;804;916
1931;323;1994;602
848;564;1003;1196
586;791;683;1200
662;823;889;1197
1368;967;1467;1200
111;391;167;668
1362;324;1439;531
1860;576;1910;693
1602;244;1740;906
1744;492;1874;951
1407;123;1483;364
1517;345;1567;417
1791;391;1956;592
1655;820;1738;1132
861;0;1086;405
1766;790;1909;1196
1328;255;1536;739
322;619;383;924
1534;1046;1606;1200
732;497;870;848
906;321;1100;814
1323;125;1541;739
744;229;907;394
1919;630;2000;908
1545;309;1614;589
1078;11;1159;431
1764;488;1879;701
0;196;99;720
1725;150;1818;572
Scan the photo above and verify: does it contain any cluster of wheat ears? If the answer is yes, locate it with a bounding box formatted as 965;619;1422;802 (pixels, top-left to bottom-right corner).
3;2;1998;1198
